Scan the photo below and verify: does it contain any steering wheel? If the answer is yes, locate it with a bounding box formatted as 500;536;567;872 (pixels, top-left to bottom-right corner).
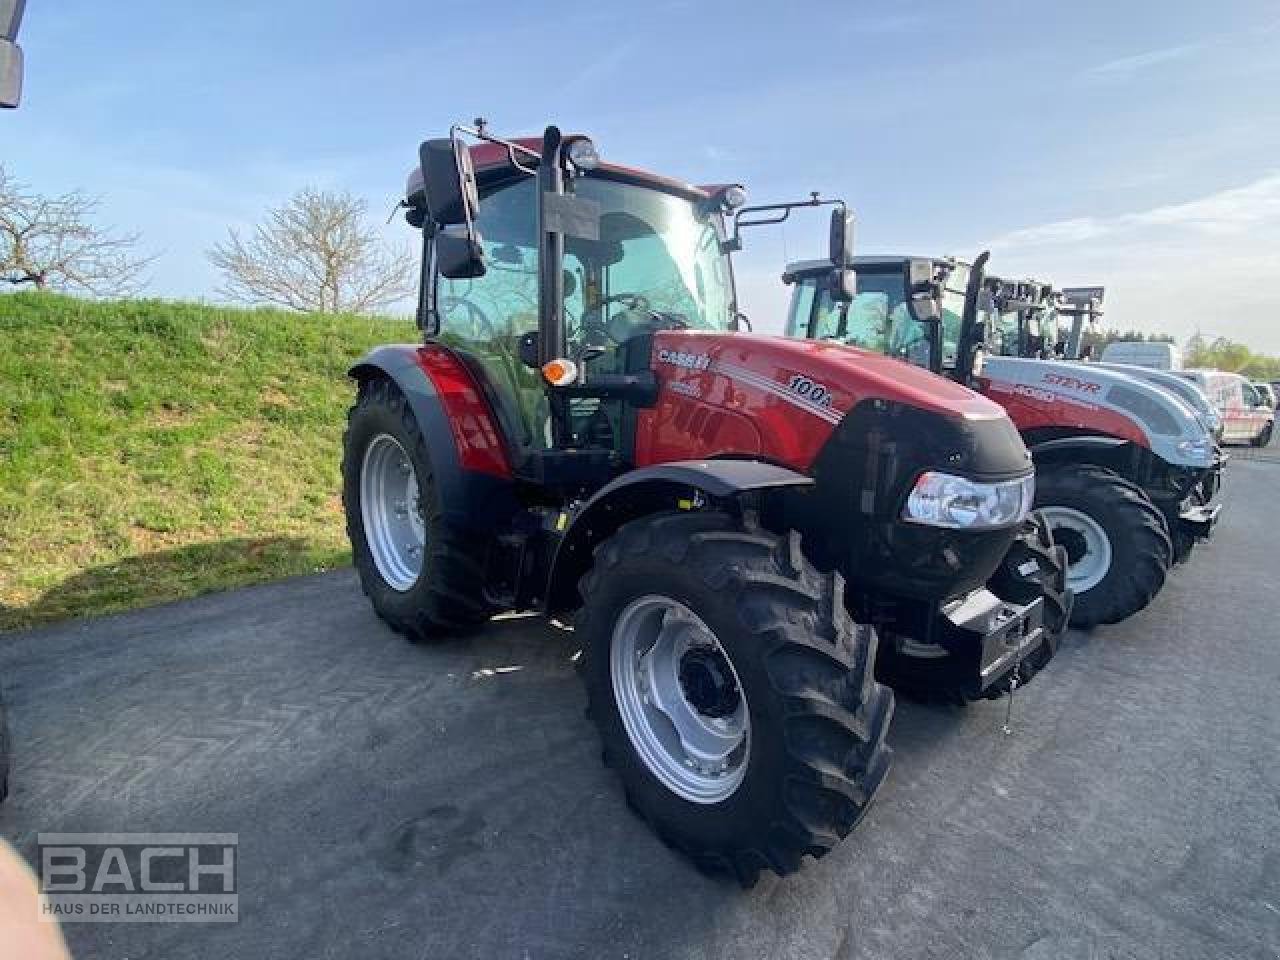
579;292;653;345
438;296;496;340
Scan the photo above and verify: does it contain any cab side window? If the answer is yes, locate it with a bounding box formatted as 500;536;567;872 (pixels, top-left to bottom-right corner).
436;178;547;450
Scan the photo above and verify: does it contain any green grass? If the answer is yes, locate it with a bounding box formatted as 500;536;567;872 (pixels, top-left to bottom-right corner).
0;291;418;631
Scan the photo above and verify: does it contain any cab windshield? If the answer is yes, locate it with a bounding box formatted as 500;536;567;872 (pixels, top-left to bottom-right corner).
435;175;735;450
985;302;1052;358
787;266;918;356
787;261;969;373
437;176;734;346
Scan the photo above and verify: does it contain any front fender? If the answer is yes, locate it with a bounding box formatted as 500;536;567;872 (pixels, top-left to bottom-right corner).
545;460;812;614
1027;435;1130;458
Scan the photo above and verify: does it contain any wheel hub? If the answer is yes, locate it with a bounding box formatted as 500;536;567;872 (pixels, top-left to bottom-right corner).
360;433;426;592
609;595;750;804
1039;505;1113;594
1055;526;1089;565
678;647;741;719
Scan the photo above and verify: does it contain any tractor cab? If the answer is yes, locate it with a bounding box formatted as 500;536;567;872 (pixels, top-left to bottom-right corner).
783;255;968;372
406;127;742;489
1053;287;1106;360
985;279;1058;360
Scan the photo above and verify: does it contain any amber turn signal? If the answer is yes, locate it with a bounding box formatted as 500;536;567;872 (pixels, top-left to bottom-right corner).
541;358;578;387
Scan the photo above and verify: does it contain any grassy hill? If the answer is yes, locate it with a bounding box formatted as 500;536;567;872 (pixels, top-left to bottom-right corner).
0;291;417;631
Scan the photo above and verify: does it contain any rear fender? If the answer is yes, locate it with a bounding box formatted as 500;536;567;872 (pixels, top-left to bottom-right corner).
545;460;813;614
349;344;516;532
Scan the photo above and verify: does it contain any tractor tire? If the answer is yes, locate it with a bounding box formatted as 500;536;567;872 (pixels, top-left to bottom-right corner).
876;514;1071;706
578;510;893;887
343;377;493;642
1035;464;1171;629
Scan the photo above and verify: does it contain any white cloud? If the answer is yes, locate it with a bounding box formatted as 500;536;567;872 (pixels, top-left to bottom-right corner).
986;173;1280;352
1080;44;1200;82
991;173;1280;247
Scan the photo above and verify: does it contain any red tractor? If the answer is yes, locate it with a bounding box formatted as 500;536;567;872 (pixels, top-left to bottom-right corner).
783;252;1222;629
342;124;1067;884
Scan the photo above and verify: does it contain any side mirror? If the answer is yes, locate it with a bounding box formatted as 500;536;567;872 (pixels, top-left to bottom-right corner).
911;291;941;322
829;207;855;268
435;224;486;279
0;38;22;109
419;138;479;227
908;259;934;291
828;267;856;303
734;311;753;333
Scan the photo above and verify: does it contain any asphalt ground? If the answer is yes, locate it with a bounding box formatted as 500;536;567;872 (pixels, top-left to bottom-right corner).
1;457;1278;960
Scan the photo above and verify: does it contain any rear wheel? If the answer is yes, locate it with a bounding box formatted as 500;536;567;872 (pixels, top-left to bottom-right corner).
578;511;893;887
342;378;493;641
1036;464;1171;629
1251;422;1274;448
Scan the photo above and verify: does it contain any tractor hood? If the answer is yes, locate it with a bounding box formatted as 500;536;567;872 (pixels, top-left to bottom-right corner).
637;330;1029;476
1095;362;1224;439
656;331;1009;420
980;356;1215;469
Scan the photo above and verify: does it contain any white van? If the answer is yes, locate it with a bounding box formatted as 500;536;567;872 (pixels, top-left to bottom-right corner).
1099;341;1182;370
1174;370;1274;446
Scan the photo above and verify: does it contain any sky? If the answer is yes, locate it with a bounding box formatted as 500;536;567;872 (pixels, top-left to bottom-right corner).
5;0;1280;349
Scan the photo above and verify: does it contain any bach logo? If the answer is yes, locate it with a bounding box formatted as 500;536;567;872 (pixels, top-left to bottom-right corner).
37;833;238;923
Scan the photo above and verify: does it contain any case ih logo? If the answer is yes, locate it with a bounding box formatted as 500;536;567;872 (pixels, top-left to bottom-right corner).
1042;372;1101;394
658;349;711;371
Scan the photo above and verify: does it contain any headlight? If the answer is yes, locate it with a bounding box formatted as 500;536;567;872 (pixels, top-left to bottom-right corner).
903;471;1034;530
1176;437;1215;465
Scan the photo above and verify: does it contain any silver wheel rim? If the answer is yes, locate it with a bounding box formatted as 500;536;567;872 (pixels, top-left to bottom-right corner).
609;595;750;804
360;433;425;591
1040;505;1112;594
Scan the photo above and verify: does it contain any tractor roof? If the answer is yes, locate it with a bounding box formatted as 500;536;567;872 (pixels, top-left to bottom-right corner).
406;136;713;208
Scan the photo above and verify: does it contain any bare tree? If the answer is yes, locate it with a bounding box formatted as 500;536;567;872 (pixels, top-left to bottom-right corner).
208;188;415;314
0;165;153;295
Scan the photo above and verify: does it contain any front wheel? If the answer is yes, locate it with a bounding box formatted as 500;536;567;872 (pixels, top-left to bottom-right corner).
1035;464;1171;629
578;511;893;887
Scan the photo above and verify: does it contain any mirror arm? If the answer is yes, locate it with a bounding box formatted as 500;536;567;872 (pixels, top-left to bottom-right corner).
450;121;540;177
728;194;843;251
